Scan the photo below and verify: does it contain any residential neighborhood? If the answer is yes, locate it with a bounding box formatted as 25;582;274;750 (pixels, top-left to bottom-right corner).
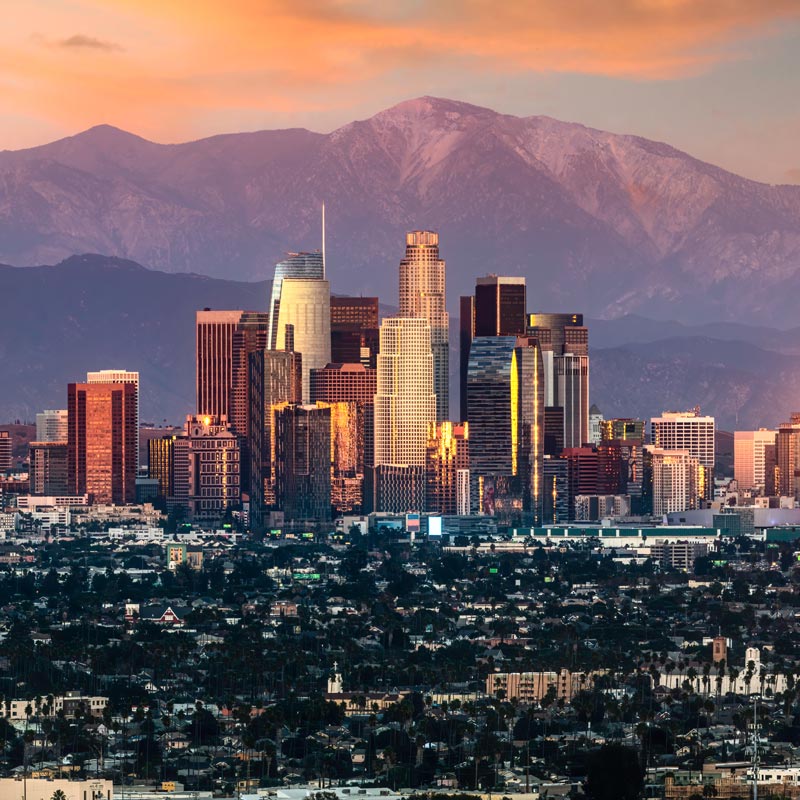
0;512;797;800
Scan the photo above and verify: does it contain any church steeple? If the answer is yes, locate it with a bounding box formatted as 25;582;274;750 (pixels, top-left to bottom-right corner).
327;661;343;694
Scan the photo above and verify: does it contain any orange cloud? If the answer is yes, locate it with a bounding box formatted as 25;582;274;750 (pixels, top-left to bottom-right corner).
1;0;799;145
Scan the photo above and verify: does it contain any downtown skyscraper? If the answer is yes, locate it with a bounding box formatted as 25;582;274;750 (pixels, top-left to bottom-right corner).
67;380;138;504
373;317;436;512
775;415;800;500
466;336;545;525
86;369;140;467
248;345;303;526
196;310;270;490
527;313;589;450
330;296;380;367
460;275;527;420
399;231;449;421
0;432;9;474
426;421;470;515
311;361;377;512
195;310;269;433
651;409;715;500
648;447;700;515
268;251;331;402
274;404;332;523
29;441;69;496
734;428;777;493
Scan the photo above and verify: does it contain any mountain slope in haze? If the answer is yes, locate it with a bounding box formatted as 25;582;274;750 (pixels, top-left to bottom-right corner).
2;97;800;321
0;254;269;423
589;314;800;354
590;336;800;430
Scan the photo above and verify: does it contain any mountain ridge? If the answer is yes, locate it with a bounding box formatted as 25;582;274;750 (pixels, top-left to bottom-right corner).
1;96;800;320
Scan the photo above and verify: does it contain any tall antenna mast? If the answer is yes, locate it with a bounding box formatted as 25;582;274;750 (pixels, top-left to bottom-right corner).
752;695;760;800
321;202;326;278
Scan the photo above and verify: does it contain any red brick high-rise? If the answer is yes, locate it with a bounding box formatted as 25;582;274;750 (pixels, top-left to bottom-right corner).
196;310;269;491
67;381;137;504
196;310;269;437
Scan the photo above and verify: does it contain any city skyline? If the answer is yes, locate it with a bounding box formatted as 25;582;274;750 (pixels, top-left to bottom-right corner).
4;5;800;797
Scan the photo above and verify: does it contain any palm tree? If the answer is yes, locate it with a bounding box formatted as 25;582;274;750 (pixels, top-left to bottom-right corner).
745;661;755;695
702;663;711;697
687;666;699;694
715;659;725;700
728;666;740;695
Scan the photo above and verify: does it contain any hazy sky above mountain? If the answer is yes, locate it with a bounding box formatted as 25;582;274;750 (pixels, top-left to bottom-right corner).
2;0;800;184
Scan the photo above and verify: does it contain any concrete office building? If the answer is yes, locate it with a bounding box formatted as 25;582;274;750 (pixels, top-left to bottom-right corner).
648;447;700;515
29;441;69;496
574;494;631;521
588;404;604;445
0;432;10;473
171;415;241;524
734;428;777;492
35;409;68;443
650;541;709;571
651;409;715;499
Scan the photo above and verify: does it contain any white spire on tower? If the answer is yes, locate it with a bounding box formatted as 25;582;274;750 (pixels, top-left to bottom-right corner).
321;202;326;278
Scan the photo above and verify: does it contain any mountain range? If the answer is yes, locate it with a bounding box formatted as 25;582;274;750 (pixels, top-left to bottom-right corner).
0;255;267;424
2;255;799;430
2;97;800;322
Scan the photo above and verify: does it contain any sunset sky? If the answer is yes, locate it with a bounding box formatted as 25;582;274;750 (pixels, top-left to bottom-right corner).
2;0;800;184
